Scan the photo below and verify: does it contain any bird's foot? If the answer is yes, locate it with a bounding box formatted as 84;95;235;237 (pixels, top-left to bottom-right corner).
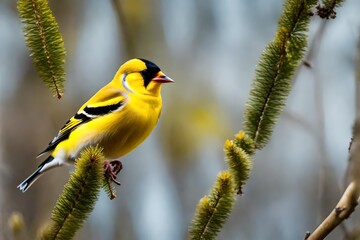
104;160;123;186
110;160;123;175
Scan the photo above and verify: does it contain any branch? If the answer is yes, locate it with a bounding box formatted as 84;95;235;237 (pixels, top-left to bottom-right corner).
306;27;360;240
41;146;105;240
224;132;253;194
17;0;66;99
305;182;359;240
189;172;236;240
243;0;317;149
306;115;360;239
315;0;345;19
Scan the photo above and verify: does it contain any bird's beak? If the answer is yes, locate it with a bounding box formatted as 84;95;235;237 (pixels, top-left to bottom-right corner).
152;71;174;83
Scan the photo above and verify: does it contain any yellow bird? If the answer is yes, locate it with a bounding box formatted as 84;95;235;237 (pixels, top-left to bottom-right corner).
18;58;173;192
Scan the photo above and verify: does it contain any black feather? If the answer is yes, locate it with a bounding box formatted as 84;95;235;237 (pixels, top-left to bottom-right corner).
17;156;55;192
84;101;123;116
138;58;161;88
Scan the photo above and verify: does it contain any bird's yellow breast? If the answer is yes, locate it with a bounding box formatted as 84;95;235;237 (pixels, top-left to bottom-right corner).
55;94;162;160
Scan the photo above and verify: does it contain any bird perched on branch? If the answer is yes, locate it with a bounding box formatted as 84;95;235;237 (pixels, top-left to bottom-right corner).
18;58;173;192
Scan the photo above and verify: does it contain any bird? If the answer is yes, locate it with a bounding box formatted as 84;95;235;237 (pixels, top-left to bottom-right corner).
18;58;173;192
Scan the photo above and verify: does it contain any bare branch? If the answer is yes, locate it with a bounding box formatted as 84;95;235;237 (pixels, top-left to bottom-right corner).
305;29;360;240
306;182;359;240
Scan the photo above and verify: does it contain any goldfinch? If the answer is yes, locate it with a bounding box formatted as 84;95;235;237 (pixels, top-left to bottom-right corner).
18;58;173;192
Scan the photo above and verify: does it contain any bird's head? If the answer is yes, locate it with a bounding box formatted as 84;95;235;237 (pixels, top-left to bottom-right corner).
115;58;173;96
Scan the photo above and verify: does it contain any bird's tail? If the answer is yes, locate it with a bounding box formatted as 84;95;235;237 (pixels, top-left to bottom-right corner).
17;156;58;192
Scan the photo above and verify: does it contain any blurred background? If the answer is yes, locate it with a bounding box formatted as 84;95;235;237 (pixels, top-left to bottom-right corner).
1;0;360;239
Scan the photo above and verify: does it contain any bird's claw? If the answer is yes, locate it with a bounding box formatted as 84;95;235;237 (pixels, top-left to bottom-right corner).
104;160;123;185
110;160;123;175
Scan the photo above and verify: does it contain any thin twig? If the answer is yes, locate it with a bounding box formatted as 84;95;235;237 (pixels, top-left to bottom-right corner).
306;182;359;240
306;31;360;239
